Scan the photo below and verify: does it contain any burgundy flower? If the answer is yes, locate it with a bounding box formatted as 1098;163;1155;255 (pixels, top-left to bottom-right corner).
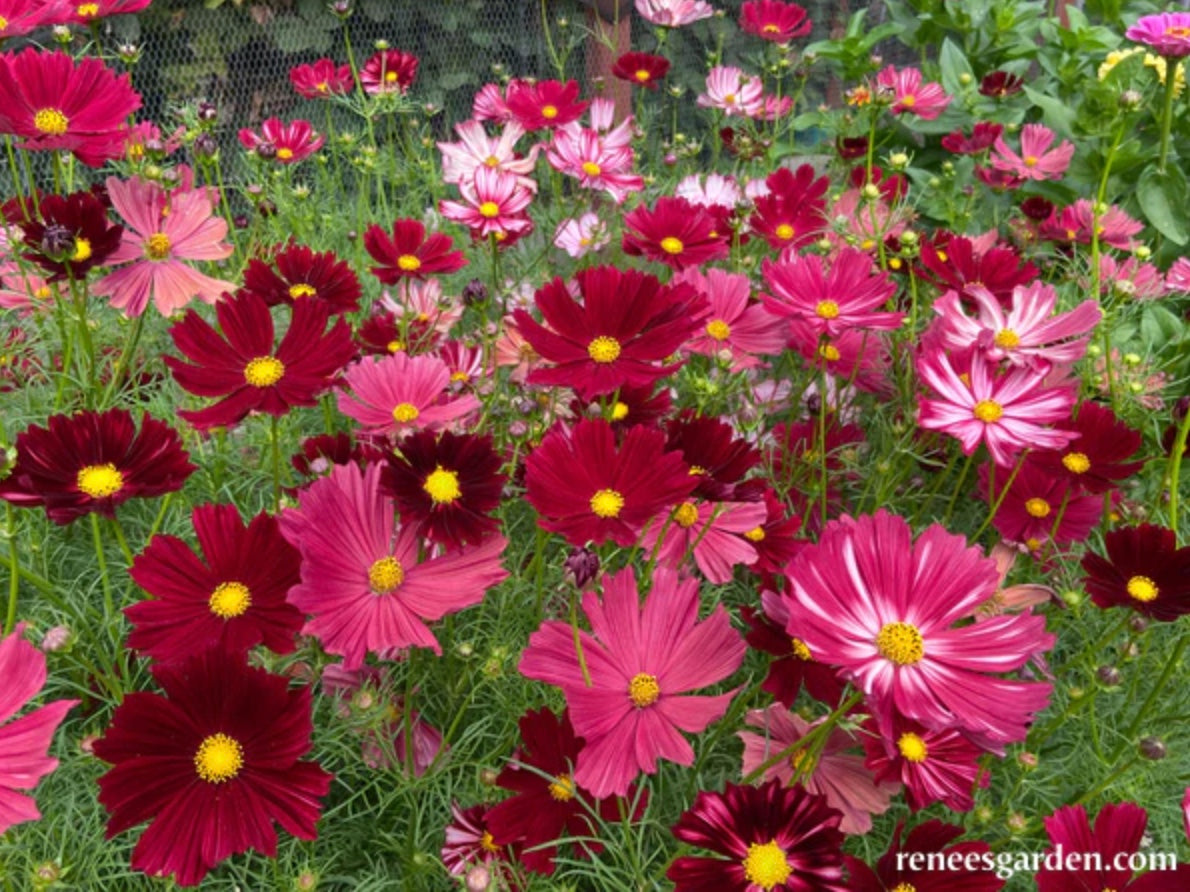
918;234;1039;303
665;412;761;501
740;0;812;43
845;820;1005;892
13;189;123;281
979;70;1024;98
239;242;361;314
611;52;671;90
622;197;730;270
940;121;1004;155
744;600;844;708
1029;402;1145;494
290;432;384;478
1082;524;1190;621
748;164;830;250
363;219;467;282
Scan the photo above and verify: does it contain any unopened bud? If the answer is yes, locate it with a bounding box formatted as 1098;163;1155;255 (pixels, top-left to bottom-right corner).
1139;736;1166;760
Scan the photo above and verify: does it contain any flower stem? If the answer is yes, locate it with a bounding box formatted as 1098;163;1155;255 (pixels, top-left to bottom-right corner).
972;452;1027;540
4;505;18;634
742;690;863;783
270;414;283;512
1115;632;1188;758
1167;405;1190;539
569;590;593;688
91;512;114;620
1157;57;1179;173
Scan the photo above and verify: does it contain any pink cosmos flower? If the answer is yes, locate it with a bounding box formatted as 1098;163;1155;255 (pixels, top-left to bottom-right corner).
437;119;539;192
0;623;77;834
380;278;462;338
739;705;897;835
439;166;533;240
930;281;1102;369
1041;199;1143;250
674;173;742;212
1099;255;1165;300
776;510;1055;748
279;462;508;669
635;0;714;28
989;124;1074;181
91;176;235;317
1126;12;1190;58
471;82;513;123
0;0;64;40
862;716;987;812
762;247;902;338
875;65;951;119
519;566;745;798
697;66;765;117
641;499;768;584
237;118;324;164
675;267;787;371
337;352;480;438
1167;256;1190;293
545;121;643;204
553;213;609;258
917;349;1077;467
288;58;354;99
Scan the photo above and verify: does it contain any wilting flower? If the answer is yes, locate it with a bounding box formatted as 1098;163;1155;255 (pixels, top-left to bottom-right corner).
667;779;847;891
0;624;77;835
622;196;729;269
438;119;539;191
863;717;987;813
0;49;141;166
1082;524;1190;621
941;121;1004;155
360;48;418;94
520;566;744;797
635;0;714;28
740;0;812;43
12;189;123;281
239;242;361;314
166;291;356;431
440;166;534;240
94;648;333;887
762;247;902;338
0;408;194;525
91;176;235;317
776;510;1054;748
875;65;951;119
237;118;324;164
336;352;480;437
505;79;589;130
363;218;467;283
1126;12;1190;58
279;462;508;668
289;58;354;98
612;52;671;89
989;124;1074;181
698;66;765;117
845;820;1005;892
125;504;304;663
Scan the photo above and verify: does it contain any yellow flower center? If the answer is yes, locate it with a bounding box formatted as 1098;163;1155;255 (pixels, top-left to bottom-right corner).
480;831;500;853
368;556;405;594
1023;155;1038;168
973;400;1003;423
392;402;420;423
901;94;917;107
34;108;69;135
705;319;731;341
77;463;124;499
144;232;172;260
548;773;576;801
587;335;621;363
762;23;781;34
1166;25;1190;37
77;2;99;15
815;300;840;319
423;467;462;504
194;733;244;783
209;581;252;618
775;223;795;241
635;69;651;82
744;526;765;542
541;104;559;119
791;637;812;660
479;201;500;218
892;885;918;892
288;283;317;298
611;401;629;421
789;748;815;773
72;238;92;263
673;502;699;527
0;15;8;30
387;340;404;353
897;732;928;763
1126;575;1158;603
589;488;625;518
391;253;421;273
742;840;792;890
243;356;285;387
724;92;737;105
276;147;294;160
628;672;660;707
315;82;329;93
818;343;841;362
1062;452;1091;474
1025;498;1051;518
384;71;399;83
484;155;500;167
994;329;1021;348
581;161;602;176
659;236;684;255
876;621;925;665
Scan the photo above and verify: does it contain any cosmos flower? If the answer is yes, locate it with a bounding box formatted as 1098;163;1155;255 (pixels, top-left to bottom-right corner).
742;602;845;707
359;48;418;94
363;218;468;283
748;163;830;250
545;120;643;204
12;188;123;281
845;820;1005;892
441;802;510;877
980;461;1101;551
553;212;610;258
336;352;480;438
697;66;765;117
94;647;333;887
664;411;761;501
875;65;952;119
762;247;902;338
989;124;1075;181
917;233;1038;303
288;58;354;99
740;0;812;43
634;0;714;28
622;197;729;269
941;122;1004;155
58;0;152;22
1082;524;1190;621
237;117;324;164
505;79;589;130
0;0;63;40
239;241;361;314
641;499;768;584
437;119;540;192
519;566;745;797
862;717;987;813
612;52;671;89
439;166;534;241
1029;402;1145;494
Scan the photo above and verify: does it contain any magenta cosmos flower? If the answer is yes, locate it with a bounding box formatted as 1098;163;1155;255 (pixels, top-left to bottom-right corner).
1127;13;1190;57
288;58;354;99
237;117;324;164
917;349;1077;467
776;510;1055;748
989;124;1075;181
92;176;235;317
668;779;847;892
279;462;508;669
762;247;902;338
0;624;77;835
360;48;418;94
621;196;729;270
520;567;744;798
0;49;141;166
440;166;534;241
675;268;787;371
740;1;812;43
337;352;480;438
505;79;589;131
0;0;61;40
875;65;951;119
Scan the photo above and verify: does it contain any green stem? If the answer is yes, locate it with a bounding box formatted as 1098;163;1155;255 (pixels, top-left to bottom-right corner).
4;505;18;634
742;690;862;783
1167;404;1190;539
1156;57;1179;173
91;512;113;620
942;451;976;526
972;452;1027;540
1115;633;1189;756
570;590;593;688
101;311;146;407
270;414;283;512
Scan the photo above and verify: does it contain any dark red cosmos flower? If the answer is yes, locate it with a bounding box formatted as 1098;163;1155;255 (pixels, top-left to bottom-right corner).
979;70;1024;98
1030;402;1144;494
845;820;1005;892
1082;524;1190;621
290;432;384;478
363;219;467;283
861;717;986;813
514;265;705;400
525;419;696;548
981;461;1101;550
239;242;361;315
741;603;844;707
736;487;804;577
0;409;194;526
289;58;354;99
665;412;760;501
569;382;675;432
505;79;589;130
125;504;304;663
740;0;812;43
0;49;141;167
917;233;1038;304
749;164;829;250
940;121;1004;155
836;135;868;160
13;189;123;281
356;307;440;356
166;291;356;431
611;52;671;90
487;708;643;876
381;429;506;548
360;49;419;95
94;647;333;887
622;197;730;270
667;779;847;892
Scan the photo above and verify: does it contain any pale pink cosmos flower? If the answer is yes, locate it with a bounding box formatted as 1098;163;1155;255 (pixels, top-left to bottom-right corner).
437;119;539;193
0;623;78;834
675;267;786;371
875;65;951;119
519;566;745;798
973;542;1056;621
439;166;533;240
587;98;635;147
1166;257;1190;293
635;0;714;28
471;82;513;123
739;704;898;835
675;173;742;211
545;122;643;204
1098;255;1165;300
380;278;463;336
337;352;481;437
758;93;794;120
917;348;1077;467
697;66;765;117
931;281;1102;370
553;213;609;258
91;176;234;317
639;499;768;584
493;316;542;383
990;124;1074;181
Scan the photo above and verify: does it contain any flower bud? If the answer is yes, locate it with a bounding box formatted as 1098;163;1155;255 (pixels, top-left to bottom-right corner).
1139;737;1166;760
40;626;71;652
1096;665;1121;687
564;546;600;588
465;866;491;892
